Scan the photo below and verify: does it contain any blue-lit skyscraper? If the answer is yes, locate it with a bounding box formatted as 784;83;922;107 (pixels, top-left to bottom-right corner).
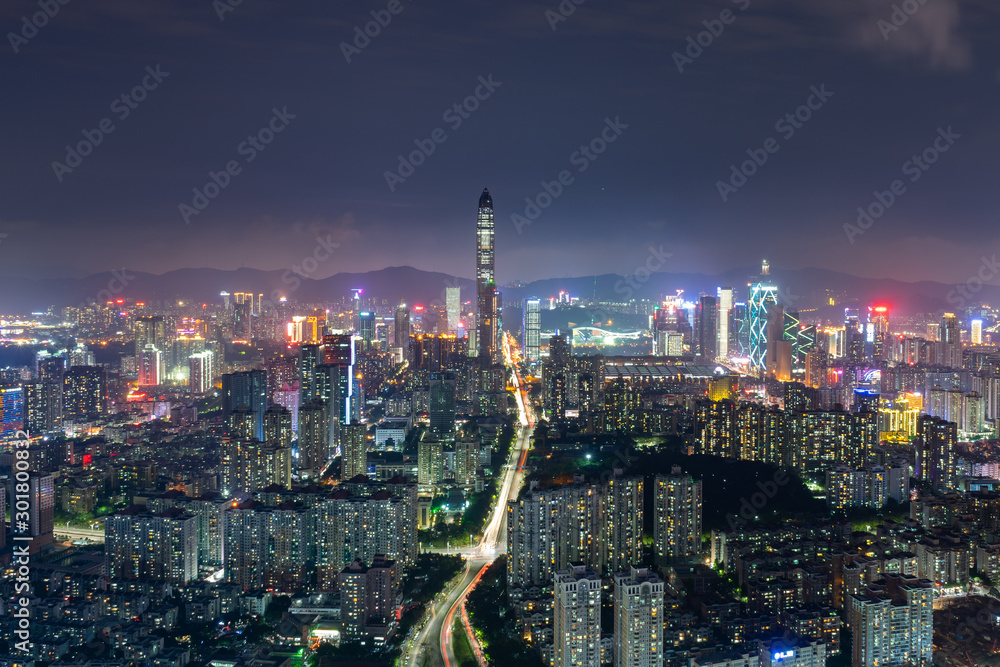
748;261;778;372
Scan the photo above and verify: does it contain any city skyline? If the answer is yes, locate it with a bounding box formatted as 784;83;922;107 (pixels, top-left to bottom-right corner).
1;1;999;285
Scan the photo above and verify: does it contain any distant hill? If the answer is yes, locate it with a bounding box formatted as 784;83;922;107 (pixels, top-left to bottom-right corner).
2;264;991;319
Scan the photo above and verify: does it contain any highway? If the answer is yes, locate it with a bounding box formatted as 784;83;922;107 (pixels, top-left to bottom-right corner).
406;337;534;667
54;524;105;543
406;424;531;667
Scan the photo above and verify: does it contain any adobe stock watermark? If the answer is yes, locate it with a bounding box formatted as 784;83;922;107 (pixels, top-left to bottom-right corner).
213;0;244;21
843;126;959;244
12;430;33;655
545;0;586;31
716;84;833;202
178;106;297;224
76;268;135;310
511;116;628;233
52;65;170;183
725;468;790;530
946;254;1000;310
673;0;751;73
877;0;931;41
260;235;341;313
340;0;410;64
614;244;672;299
8;0;70;54
383;75;502;192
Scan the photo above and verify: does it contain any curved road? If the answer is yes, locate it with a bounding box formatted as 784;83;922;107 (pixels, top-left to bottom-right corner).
407;424;531;667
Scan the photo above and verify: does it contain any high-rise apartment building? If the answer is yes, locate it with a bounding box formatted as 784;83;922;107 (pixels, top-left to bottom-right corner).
654;466;703;564
553;565;602;667
104;506;198;585
341;423;369;481
848;574;933;667
916;415;956;492
603;472;644;575
63;366;107;421
613;567;664;667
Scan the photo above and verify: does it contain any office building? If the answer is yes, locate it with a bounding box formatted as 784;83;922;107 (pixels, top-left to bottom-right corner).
697;295;718;360
446;286;461;333
222;370;267;440
748;261;779;373
717;287;734;359
524;298;541;363
429;371;457;434
476;188;499;362
134;315;167;357
138;343;162;386
359;311;376;349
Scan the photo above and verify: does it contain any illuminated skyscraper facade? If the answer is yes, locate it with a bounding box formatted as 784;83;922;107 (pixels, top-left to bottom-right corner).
523;298;541;363
717;287;734;359
476;188;499;362
445;286;461;333
748;278;778;372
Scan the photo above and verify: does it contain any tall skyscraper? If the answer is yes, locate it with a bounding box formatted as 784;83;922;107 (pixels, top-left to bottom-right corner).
429;371;457;434
717;287;734;359
748;263;779;373
476;188;499;362
654;466;703;564
613;567;664;667
445;286;461;333
134;315;167;357
939;312;961;368
323;334;356;426
553;565;602;667
222;370;267;441
523;298;541;363
971;319;983;345
359;311;376;349
697;295;718;360
138;343;162;386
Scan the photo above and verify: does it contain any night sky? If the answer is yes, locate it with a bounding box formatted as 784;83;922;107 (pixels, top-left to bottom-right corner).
1;0;997;285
